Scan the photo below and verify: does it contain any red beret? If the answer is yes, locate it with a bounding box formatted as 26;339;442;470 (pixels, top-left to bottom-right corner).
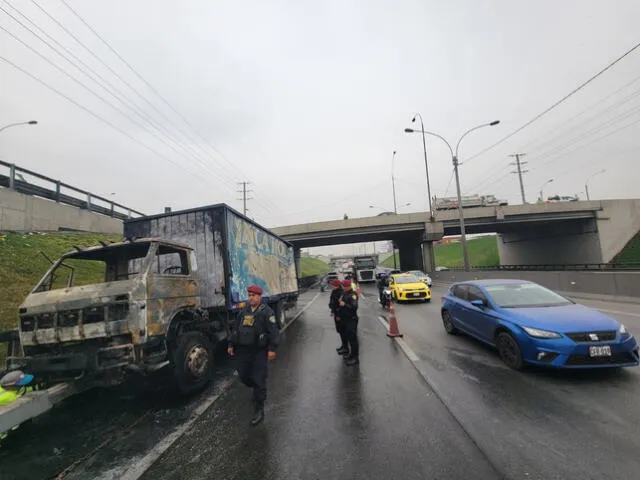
341;280;352;288
247;285;263;295
329;279;341;287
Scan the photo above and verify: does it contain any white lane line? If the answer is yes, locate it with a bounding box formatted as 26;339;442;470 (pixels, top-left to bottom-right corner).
121;292;321;480
119;377;236;480
377;316;420;362
596;308;640;319
282;292;321;332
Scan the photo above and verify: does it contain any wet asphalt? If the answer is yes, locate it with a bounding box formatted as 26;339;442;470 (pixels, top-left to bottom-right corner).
139;289;500;480
384;283;640;480
2;285;639;479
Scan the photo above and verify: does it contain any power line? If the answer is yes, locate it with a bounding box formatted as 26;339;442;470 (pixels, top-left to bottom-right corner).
0;54;216;188
0;4;241;192
465;40;640;163
0;22;248;201
56;0;287;220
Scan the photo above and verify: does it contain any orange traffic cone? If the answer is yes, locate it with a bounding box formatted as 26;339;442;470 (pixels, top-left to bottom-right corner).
387;301;403;338
356;283;362;295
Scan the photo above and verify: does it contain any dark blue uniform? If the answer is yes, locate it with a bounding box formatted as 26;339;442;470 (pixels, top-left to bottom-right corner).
329;286;348;352
230;303;280;408
336;289;359;363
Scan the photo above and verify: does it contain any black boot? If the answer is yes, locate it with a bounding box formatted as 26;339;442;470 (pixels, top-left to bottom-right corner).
337;347;349;355
345;356;359;366
250;405;264;426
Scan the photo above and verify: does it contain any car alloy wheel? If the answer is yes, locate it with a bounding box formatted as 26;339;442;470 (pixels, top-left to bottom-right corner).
497;332;523;370
442;310;458;334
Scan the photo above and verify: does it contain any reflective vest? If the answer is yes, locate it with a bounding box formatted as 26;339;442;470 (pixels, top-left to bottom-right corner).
0;386;35;440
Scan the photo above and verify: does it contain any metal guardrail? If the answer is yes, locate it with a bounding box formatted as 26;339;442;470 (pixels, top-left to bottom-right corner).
0;159;145;221
442;263;640;272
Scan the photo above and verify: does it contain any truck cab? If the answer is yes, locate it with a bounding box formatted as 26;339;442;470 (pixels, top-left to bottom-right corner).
14;239;209;391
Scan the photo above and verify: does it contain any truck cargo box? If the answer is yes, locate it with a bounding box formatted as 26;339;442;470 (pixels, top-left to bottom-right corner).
123;204;298;310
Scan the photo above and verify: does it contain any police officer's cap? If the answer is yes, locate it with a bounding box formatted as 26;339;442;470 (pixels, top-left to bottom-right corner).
247;285;263;295
341;280;352;289
0;370;34;387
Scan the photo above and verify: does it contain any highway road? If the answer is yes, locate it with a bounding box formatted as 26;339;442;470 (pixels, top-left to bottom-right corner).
1;284;639;479
363;283;640;480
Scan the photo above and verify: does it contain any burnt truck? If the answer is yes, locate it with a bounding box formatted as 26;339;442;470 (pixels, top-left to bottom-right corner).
7;204;298;396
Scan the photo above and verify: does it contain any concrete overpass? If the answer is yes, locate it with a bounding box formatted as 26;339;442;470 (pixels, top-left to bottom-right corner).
272;199;640;273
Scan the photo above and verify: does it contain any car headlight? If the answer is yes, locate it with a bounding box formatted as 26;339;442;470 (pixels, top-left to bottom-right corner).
522;326;561;339
397;288;403;292
620;324;628;334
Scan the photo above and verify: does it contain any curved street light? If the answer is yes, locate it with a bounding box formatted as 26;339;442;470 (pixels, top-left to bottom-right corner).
0;120;38;134
410;113;434;221
539;178;554;202
404;120;500;271
584;169;605;201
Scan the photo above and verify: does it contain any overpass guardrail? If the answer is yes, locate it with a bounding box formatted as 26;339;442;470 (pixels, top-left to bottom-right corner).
0;159;145;221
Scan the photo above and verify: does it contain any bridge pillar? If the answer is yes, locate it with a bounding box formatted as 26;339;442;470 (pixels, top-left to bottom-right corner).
396;235;424;271
422;242;435;273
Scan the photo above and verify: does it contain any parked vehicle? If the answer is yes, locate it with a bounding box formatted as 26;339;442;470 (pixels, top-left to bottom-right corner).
6;204;299;396
434;194;508;210
441;279;639;370
405;270;432;287
388;274;431;303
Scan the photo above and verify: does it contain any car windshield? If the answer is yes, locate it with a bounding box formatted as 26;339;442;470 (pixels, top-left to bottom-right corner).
395;275;420;284
484;283;573;308
408;270;425;276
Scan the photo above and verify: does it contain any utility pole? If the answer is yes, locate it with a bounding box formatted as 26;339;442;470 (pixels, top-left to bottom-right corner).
509;153;528;204
237;182;253;216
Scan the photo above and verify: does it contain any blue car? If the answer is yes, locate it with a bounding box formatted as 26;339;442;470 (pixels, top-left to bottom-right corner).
441;279;639;370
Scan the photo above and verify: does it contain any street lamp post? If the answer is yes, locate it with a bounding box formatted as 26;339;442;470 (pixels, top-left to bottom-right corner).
584;169;605;201
391;150;398;214
0;120;38;134
405;120;500;271
411;113;434;221
539;179;554;202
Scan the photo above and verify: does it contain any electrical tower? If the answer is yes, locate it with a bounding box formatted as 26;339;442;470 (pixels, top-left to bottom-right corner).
237;182;253;216
509;153;528;204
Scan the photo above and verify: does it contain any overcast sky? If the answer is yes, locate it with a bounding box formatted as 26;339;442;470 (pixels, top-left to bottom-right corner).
2;1;640;256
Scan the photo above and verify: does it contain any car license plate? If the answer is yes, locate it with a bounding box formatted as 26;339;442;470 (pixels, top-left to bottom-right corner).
412;293;421;297
589;345;612;357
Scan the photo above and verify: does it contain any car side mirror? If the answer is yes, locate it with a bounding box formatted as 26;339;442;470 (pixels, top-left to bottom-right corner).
470;299;486;308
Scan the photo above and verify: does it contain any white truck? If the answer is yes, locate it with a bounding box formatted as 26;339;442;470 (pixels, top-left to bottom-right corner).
434;194;508;210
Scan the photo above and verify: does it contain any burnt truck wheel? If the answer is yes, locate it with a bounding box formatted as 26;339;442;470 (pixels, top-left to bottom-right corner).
172;331;214;395
275;300;286;329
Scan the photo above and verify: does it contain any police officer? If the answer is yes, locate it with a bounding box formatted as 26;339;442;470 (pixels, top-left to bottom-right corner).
328;279;347;355
227;285;280;426
376;272;388;302
0;370;36;442
337;280;359;366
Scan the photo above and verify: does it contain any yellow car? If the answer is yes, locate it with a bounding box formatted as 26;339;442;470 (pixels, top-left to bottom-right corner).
388;273;431;303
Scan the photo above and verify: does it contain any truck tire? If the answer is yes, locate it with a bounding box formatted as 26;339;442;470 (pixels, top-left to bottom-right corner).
275;300;286;329
172;331;214;395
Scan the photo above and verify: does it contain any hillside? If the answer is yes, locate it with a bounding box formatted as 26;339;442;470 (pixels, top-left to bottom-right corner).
0;232;121;331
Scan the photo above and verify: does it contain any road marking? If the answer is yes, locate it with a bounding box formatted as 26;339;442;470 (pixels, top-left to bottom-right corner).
118;377;236;480
377;316;420;362
119;292;321;480
282;292;321;332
